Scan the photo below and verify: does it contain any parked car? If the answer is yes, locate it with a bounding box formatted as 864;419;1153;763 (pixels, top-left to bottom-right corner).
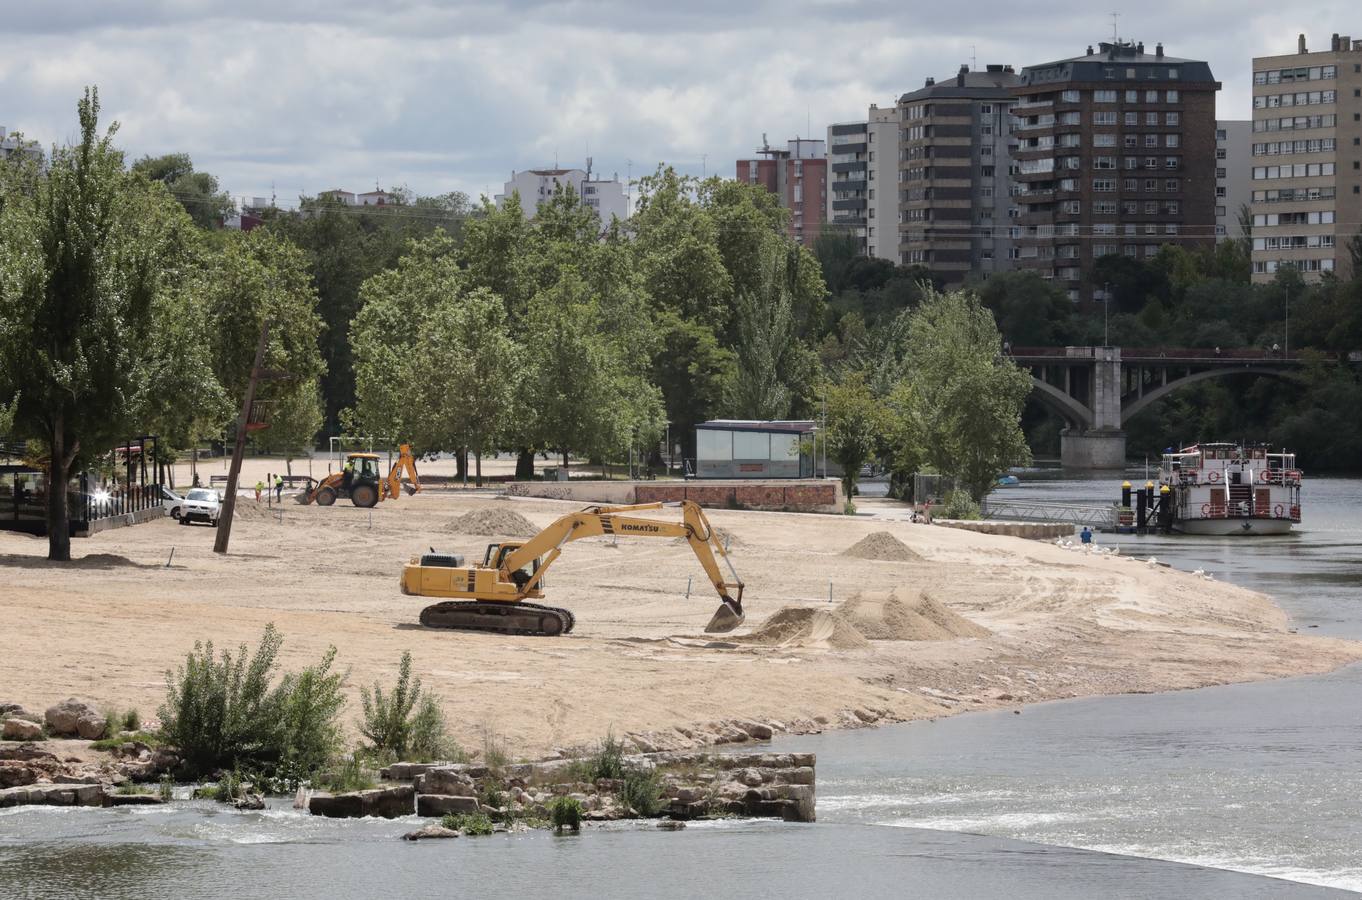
180;488;221;527
160;486;184;519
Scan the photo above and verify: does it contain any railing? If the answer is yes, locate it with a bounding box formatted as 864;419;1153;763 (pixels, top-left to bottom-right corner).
981;498;1118;529
77;482;162;522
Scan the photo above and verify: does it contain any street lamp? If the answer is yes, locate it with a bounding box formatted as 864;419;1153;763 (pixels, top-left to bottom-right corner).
1102;281;1112;347
1277;260;1291;358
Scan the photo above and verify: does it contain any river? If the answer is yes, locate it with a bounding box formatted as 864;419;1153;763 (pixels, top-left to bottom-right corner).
2;475;1359;898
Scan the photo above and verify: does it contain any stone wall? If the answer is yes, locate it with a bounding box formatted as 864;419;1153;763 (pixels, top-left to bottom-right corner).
502;479;842;513
937;520;1075;540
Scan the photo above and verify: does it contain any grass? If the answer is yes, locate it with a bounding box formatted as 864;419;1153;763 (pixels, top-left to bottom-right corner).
550;796;582;833
564;731;627;783
90;731;164;752
480;729;510;772
115;783;155;796
441;812;495;835
618;769;664;817
313;754;378;793
158;775;174;802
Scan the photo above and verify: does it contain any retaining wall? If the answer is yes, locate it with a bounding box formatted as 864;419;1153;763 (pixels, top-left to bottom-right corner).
936;519;1074;540
502;479;841;513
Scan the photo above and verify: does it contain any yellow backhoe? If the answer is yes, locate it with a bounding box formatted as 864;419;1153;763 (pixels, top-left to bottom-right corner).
299;445;421;508
400;500;745;636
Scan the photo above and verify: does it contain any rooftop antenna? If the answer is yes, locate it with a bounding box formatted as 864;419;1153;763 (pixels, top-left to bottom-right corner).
1111;11;1120;41
970;45;977;70
702;153;707;177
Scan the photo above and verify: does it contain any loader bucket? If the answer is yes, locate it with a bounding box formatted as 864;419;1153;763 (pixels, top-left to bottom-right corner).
704;598;745;634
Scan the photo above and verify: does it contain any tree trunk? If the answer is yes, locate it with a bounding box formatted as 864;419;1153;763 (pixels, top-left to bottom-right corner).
515;449;535;480
475;450;483;488
46;418;71;562
561;449;569;471
455;448;467;482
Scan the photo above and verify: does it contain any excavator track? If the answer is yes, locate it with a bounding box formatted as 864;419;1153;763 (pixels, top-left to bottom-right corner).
419;601;576;637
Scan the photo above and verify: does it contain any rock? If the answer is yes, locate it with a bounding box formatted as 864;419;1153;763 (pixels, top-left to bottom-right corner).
234;793;265;810
2;718;43;741
0;783;106;808
309;784;414;819
0;743;56;763
0;762;37;788
107;792;165;806
415;767;476;797
44;699;106;740
415;794;480;817
403;824;460;841
736;768;765;787
735;720;774;741
656;819;686;830
0;704;36;722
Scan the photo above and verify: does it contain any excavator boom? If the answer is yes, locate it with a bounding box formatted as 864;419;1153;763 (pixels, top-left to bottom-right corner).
401;500;745;635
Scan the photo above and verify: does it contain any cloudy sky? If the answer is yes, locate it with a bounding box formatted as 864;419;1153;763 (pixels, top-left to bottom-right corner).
2;2;1356;206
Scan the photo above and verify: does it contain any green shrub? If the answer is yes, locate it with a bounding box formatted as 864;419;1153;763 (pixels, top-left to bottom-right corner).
618;769;663;817
843;500;857;516
158;624;346;780
191;785;219;801
550;796;583;833
441;812;494;835
480;730;510;772
124;709;141;732
587;731;626;781
90;731;163;752
158;775;174;802
941;489;981;520
360;651;457;763
314;754;377;793
215;770;243;803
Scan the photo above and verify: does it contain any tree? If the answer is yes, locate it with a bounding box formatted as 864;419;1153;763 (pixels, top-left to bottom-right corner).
824;373;892;504
460;193;538;321
629;166;733;328
131;152;235;229
416;288;519;486
0;89;203;559
899;289;1033;500
651;312;735;462
971;270;1074;346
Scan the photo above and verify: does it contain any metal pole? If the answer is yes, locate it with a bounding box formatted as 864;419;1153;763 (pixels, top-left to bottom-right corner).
1284;280;1289;358
1103;282;1111;348
214;322;270;555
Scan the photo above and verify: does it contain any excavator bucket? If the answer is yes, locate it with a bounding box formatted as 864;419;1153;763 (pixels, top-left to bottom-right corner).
704;598;745;634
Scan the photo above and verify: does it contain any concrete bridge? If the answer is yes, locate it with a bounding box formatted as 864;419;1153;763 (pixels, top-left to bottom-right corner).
1007;346;1303;468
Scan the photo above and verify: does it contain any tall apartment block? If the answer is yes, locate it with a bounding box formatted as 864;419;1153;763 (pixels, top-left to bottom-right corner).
827;106;897;259
1249;33;1362;282
736;137;827;248
897;64;1020;286
1011;42;1220;303
1215;121;1252;239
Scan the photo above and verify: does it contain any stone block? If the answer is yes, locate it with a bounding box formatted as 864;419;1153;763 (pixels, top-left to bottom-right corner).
415;767;476;796
2;718;43;741
309;784;414;819
43;699;106;740
416;794;481;817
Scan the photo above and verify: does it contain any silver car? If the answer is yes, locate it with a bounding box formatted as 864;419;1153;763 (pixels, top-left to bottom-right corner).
180;488;221;527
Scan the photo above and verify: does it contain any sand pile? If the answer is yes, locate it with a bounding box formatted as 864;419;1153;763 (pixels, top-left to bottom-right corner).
444;508;539;537
736;606;870;650
841;531;922;562
838;589;990;641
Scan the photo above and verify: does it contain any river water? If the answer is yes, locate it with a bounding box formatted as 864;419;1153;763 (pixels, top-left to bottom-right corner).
2;475;1360;898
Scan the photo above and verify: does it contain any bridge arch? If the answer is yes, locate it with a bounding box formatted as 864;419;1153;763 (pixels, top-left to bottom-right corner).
1122;366;1299;422
1028;377;1094;430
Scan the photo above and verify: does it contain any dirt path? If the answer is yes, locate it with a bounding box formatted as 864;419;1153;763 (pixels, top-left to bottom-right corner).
3;491;1357;758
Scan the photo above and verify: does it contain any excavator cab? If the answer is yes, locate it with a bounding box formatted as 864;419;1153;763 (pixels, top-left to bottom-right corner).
484;542;542;589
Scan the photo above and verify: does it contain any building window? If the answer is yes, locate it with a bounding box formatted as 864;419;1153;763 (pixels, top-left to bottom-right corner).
1169;68;1180;79
1216;148;1226;159
1166;112;1180;125
1217;128;1227;139
1146;89;1159;102
1145;134;1159;148
1095;111;1118;125
1167;201;1180;215
1165;157;1179;169
1146;111;1159;125
1145;179;1158;191
1216;186;1226;197
1123;201;1138;214
1124;178;1139;191
981;103;993;114
1166;90;1179;102
1093;178;1116;192
1165;134;1179;148
1216;167;1226;178
1094;133;1116;147
1145;201;1158;214
1125;90;1139;102
1094;89;1117;102
1165;179;1179;191
1215;205;1226;216
1126;68;1137;79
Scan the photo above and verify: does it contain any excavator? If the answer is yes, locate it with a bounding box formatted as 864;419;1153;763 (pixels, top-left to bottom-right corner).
300;444;421;508
400;500;745;637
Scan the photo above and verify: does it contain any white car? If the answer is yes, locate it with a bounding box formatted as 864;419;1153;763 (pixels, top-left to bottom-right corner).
160;487;184;519
180;488;221;527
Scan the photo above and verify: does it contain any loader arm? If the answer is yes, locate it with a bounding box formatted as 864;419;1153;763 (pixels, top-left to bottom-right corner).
500;501;745;629
383;444;422;500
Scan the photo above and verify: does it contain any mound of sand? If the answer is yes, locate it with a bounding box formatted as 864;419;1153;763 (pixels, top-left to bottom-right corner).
838;589;990;641
841;531;922;562
444;508;539;537
737;606;870;650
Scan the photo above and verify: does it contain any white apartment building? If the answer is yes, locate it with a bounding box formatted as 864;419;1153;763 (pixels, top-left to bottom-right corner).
827;107;898;259
1215;120;1252;239
495;165;630;223
1250;33;1362;282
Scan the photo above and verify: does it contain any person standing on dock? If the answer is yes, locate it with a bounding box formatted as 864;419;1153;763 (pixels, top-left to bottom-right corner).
1080;526;1093;546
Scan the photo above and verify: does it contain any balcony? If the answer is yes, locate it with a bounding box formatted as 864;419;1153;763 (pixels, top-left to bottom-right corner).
1013;116;1056;132
831;142;867;155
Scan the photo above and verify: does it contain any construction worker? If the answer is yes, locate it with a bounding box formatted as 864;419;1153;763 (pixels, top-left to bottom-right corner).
274;474;284;502
254;480;264;502
342;460;354;491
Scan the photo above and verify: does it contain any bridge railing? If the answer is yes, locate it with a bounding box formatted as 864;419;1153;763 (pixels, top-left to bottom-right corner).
981;498;1118;529
1006;346;1301;363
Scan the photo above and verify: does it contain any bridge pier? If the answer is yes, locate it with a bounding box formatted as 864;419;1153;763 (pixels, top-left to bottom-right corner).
1061;429;1127;470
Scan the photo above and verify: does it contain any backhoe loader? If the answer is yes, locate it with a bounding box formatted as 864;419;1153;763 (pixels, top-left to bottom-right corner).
400;500;745;636
299;444;421;508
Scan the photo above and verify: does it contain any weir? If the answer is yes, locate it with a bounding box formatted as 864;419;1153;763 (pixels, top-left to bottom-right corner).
1009;347;1306;470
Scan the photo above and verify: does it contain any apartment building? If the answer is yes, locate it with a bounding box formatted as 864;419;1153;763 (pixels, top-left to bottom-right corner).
826;107;897;259
1215;121;1252;239
897;64;1020;286
1249;33;1362;282
0;126;41;164
737;137;827;248
495;163;631;223
1011;41;1220;303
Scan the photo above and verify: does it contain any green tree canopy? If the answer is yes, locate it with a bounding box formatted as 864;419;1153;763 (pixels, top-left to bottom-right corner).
131;152;235;229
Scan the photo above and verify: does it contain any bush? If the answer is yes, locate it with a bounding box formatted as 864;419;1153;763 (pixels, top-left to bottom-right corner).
618;769;663;817
941;489;981;520
90;731;163;752
124;709;141;733
550;796;582;833
480;729;510;772
158;624;347;780
314;754;377;793
158;775;174;802
587;731;626;781
360;651;457;763
441;812;495;835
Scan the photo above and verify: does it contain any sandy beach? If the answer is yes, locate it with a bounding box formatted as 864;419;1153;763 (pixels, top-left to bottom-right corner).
3;483;1358;759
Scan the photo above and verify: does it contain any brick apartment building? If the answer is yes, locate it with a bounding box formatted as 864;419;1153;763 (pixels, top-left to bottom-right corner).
1249;32;1362;283
897;64;1021;286
737;137;827;247
1011;41;1220;303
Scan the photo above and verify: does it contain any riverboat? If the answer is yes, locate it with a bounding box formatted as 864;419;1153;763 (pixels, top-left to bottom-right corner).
1159;443;1301;535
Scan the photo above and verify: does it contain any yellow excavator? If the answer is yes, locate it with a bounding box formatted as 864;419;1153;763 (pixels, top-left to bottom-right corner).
300;444;421;508
401;500;745;637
